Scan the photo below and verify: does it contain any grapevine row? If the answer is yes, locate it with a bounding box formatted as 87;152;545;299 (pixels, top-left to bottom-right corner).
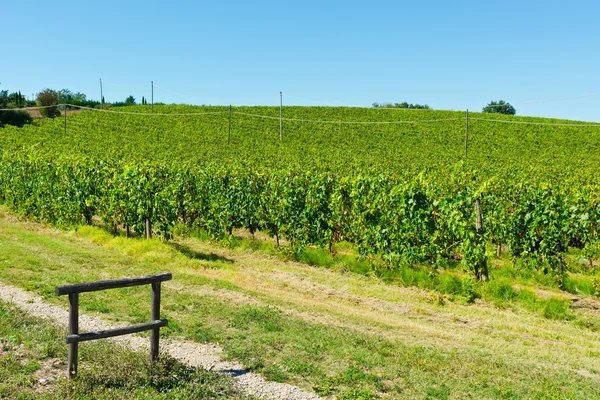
1;154;597;279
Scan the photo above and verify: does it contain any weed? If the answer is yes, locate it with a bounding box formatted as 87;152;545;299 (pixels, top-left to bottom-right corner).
543;298;574;320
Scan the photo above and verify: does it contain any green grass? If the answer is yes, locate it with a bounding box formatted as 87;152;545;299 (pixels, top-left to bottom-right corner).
199;228;600;325
2;210;600;398
0;300;252;399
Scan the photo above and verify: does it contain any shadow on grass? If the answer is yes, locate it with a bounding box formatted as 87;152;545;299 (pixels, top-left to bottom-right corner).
170;242;234;264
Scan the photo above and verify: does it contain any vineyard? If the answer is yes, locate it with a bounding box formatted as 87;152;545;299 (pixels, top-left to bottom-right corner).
1;105;600;282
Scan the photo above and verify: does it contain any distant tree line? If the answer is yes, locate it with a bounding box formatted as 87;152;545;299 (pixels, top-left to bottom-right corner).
0;83;156;127
372;102;431;109
58;89;101;109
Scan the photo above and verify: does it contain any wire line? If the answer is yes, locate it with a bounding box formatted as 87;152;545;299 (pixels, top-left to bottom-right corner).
69;105;227;116
470;118;600;127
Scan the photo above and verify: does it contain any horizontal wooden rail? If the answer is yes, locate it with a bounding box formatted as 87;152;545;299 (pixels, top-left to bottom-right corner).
55;273;171;378
66;319;168;344
55;272;172;296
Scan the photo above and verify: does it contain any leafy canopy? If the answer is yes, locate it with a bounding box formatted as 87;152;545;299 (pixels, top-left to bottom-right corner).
483;100;516;115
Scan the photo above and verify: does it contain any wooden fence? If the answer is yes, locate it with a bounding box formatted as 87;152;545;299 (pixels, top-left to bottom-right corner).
55;272;172;378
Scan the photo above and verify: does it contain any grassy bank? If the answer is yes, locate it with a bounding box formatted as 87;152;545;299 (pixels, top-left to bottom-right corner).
1;208;600;399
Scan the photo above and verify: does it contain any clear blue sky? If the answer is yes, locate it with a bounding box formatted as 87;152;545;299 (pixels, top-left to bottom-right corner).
2;1;599;121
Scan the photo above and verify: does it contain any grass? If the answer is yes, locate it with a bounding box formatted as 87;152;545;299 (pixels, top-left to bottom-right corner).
0;300;252;399
2;207;600;398
186;226;600;322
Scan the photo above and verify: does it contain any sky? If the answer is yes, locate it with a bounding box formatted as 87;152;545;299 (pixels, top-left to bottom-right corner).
2;0;600;121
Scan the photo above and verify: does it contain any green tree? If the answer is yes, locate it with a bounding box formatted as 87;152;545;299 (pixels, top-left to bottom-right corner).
482;100;516;115
0;87;32;127
0;90;8;108
125;95;136;105
36;89;60;118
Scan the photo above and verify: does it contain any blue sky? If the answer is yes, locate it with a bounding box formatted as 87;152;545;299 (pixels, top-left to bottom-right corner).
2;1;599;121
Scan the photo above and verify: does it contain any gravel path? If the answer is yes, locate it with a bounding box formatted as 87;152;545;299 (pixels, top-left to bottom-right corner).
0;282;322;400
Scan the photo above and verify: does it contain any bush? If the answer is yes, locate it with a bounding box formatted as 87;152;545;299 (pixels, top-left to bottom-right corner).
36;89;60;118
482;100;516;115
0;109;32;127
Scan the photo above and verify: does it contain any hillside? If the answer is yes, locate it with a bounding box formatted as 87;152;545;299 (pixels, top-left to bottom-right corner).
1;209;599;399
1;105;600;184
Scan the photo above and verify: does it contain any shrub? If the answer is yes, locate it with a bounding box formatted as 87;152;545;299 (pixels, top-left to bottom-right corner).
36;89;60;118
0;109;32;127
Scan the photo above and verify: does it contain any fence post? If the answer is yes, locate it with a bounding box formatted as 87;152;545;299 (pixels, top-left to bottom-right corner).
279;92;283;141
150;282;161;362
228;104;231;144
68;293;79;378
465;109;469;157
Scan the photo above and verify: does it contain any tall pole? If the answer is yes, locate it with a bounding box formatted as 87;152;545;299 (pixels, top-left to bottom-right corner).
228;104;231;144
279;92;283;141
64;99;67;134
151;81;154;113
465;109;469;157
100;78;104;109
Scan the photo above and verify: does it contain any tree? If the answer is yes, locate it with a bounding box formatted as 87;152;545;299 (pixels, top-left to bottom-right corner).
0;86;32;127
482;100;516;115
0;90;8;108
36;89;60;118
125;95;136;105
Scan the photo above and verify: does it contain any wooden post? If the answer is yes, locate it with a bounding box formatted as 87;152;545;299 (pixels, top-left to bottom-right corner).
556;241;564;274
100;78;104;109
150;282;161;362
151;81;154;113
64;103;67;134
465;109;469;157
68;293;79;378
279;92;282;141
475;199;488;281
475;199;483;235
145;216;152;239
228;105;231;144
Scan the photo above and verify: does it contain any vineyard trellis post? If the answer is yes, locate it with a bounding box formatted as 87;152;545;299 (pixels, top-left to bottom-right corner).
100;78;104;109
465;109;469;157
228;104;231;144
475;199;488;281
145;214;152;239
64;103;67;135
280;91;283;141
151;81;154;113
